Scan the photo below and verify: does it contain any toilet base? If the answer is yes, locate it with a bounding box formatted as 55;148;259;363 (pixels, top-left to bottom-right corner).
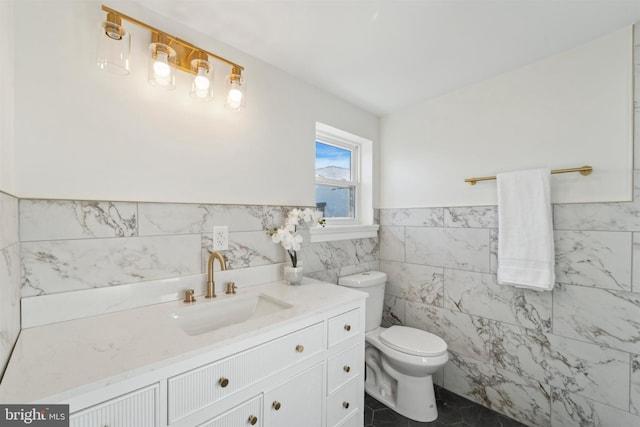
365;370;438;422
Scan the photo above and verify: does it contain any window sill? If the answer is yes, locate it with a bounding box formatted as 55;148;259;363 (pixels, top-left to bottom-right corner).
310;224;379;242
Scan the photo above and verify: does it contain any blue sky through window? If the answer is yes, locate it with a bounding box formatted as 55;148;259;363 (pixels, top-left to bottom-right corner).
315;141;351;170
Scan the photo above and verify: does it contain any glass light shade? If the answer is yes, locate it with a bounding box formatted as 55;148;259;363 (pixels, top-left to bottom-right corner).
148;43;176;89
190;58;213;101
225;72;246;111
96;19;130;75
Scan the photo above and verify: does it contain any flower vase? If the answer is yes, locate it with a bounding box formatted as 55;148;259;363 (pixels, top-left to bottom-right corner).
284;265;304;285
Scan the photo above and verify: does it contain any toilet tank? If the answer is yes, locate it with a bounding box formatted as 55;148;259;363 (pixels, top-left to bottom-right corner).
338;271;387;332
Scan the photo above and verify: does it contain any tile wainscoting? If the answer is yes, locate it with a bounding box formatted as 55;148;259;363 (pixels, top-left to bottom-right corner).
379;186;640;426
0;191;20;380
19;200;379;298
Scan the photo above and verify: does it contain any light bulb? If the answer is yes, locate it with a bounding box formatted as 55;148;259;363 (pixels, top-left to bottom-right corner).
227;83;243;109
153;51;171;78
194;66;210;90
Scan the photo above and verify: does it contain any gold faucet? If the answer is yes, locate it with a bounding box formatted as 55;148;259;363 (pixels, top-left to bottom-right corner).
206;251;227;298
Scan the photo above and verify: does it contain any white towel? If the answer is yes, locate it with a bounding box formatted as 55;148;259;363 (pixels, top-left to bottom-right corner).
497;168;555;291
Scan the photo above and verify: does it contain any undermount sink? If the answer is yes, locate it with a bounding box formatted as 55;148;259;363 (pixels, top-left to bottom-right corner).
170;294;293;336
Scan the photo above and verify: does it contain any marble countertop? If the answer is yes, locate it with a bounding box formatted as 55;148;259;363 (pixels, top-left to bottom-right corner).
0;279;366;404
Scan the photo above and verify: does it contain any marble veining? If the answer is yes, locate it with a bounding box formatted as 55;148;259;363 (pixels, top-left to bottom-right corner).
490;322;629;409
554;230;632;291
553;284;640;353
306;260;380;286
405;301;491;363
261;206;289;231
0;192;18;248
382;294;405;326
632;233;640;292
489;228;498;274
0;243;20;377
551;388;640;427
444;352;551;427
378;226;405;262
630;354;640;415
444;269;552;331
22;235;202;296
405;227;490;273
207;231;286;270
553;171;640;232
379;208;443;227
444;206;498;228
20;199;137;241
139;203;264;236
380;260;444;306
305;236;378;270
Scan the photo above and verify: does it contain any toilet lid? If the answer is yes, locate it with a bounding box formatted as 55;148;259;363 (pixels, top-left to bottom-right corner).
379;326;447;357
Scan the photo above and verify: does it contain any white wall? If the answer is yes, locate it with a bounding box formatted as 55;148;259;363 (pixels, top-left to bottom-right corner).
0;0;15;194
13;1;379;206
380;27;633;208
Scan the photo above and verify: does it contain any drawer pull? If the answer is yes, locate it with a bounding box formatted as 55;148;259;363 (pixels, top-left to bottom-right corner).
248;415;258;425
272;401;281;410
219;377;229;388
343;365;351;373
343;401;350;409
295;344;304;353
344;324;351;331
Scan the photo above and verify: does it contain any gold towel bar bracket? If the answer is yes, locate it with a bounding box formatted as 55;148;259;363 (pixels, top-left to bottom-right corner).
464;165;592;186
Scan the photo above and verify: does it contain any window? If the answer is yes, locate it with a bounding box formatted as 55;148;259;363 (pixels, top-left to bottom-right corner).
312;123;378;242
315;139;358;221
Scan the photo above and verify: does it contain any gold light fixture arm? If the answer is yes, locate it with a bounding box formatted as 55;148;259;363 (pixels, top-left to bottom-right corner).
101;5;244;74
464;165;592;185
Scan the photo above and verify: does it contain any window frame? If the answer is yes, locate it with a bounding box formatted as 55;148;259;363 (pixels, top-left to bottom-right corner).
311;123;378;242
315;134;360;225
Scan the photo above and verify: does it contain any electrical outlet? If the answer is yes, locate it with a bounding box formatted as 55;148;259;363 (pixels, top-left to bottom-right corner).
213;226;229;250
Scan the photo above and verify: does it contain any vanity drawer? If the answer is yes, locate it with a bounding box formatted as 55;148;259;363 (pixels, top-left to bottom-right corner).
326;377;359;427
328;309;360;348
168;322;324;423
327;344;361;394
70;384;159;427
197;395;262;427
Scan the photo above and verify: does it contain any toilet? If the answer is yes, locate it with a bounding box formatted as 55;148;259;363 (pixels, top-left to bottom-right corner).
338;271;448;422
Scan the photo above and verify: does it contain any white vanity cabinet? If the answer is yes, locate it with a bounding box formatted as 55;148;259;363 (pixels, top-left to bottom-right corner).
69;384;160;427
57;289;366;427
263;363;324;426
196;395;262;427
167;322;324;424
325;309;363;427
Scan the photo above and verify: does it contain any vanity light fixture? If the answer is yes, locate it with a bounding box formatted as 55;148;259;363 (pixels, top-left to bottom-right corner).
148;34;176;89
190;52;213;101
225;66;246;111
96;12;130;74
97;5;245;107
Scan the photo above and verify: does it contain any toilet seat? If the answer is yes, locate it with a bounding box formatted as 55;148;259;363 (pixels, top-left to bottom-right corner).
379;326;447;357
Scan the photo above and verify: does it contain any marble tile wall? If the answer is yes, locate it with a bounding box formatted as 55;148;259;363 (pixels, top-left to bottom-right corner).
379;197;640;426
0;191;20;380
18;200;378;297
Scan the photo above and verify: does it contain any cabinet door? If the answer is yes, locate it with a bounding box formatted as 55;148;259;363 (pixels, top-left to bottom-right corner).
327;378;359;427
263;364;323;427
197;395;262;427
70;384;159;427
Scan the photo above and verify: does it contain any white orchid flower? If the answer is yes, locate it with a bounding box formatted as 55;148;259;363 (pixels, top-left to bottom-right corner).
300;208;314;223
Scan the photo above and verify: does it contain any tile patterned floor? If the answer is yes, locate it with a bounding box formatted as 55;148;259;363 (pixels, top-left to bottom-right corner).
364;386;527;427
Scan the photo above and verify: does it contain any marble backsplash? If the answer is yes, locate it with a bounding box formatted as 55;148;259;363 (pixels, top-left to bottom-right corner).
19;200;379;298
379;187;640;426
0;191;20;380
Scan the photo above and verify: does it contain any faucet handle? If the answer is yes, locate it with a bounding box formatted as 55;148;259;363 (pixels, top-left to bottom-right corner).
183;289;196;303
225;282;237;294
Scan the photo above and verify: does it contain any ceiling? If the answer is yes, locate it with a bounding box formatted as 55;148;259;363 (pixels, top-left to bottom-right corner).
139;1;640;116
